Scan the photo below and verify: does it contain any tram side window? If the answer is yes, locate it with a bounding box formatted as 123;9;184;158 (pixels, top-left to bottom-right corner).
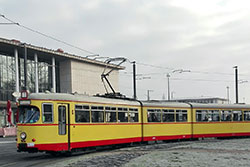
75;105;90;123
162;109;175;122
211;110;220;121
196;110;208;122
42;104;53;123
244;111;250;121
196;110;212;122
176;110;187;122
147;109;161;122
129;108;139;122
233;111;242;121
105;107;117;123
91;106;104;123
221;110;232;121
196;110;202;122
118;108;128;122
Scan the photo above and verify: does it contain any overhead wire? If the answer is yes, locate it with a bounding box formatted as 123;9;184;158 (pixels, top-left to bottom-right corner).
0;14;98;56
171;77;234;83
136;62;174;70
1;14;250;87
125;62;250;78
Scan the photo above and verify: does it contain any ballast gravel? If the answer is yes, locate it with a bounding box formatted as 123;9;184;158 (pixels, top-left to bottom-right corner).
47;138;250;167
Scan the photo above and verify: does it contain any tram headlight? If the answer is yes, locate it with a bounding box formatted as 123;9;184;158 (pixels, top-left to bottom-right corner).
20;132;27;140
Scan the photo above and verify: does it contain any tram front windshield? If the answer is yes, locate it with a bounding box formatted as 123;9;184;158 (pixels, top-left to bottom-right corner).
18;106;40;123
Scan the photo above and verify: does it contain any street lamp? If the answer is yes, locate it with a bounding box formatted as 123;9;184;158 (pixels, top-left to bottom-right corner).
239;80;248;104
166;73;170;101
172;69;191;73
132;61;136;100
166;69;190;101
233;66;238;104
239;80;248;84
171;91;175;100
147;90;154;101
226;86;230;104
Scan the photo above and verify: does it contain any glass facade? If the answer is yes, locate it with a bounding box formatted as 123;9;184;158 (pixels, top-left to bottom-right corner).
0;53;58;101
0;55;16;101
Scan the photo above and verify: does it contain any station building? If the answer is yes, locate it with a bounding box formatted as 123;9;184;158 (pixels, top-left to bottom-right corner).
0;37;123;127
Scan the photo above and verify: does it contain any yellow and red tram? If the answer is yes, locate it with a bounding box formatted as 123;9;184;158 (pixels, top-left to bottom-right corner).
141;102;192;141
17;92;142;153
16;92;250;153
191;103;250;138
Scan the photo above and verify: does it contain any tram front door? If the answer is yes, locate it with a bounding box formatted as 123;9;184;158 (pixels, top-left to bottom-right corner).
57;104;70;151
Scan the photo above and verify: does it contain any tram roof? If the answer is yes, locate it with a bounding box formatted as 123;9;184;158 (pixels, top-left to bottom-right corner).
141;101;250;109
28;93;140;106
190;103;250;110
141;101;191;108
27;93;250;109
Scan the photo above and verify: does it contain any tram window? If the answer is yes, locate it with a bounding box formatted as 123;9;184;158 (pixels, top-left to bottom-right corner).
147;109;161;122
232;111;242;121
196;110;209;122
42;104;53;123
176;110;187;122
18;106;40;123
221;110;232;121
207;110;213;121
75;105;90;123
75;105;82;110
105;107;117;122
118;108;128;122
91;106;104;123
162;109;175;122
129;108;139;122
211;110;220;121
196;110;202;121
196;110;205;121
244;111;250;121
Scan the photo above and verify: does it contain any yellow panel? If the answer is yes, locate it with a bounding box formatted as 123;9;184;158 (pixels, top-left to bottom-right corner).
143;124;192;137
71;124;141;142
142;106;192;137
193;122;250;135
17;126;67;144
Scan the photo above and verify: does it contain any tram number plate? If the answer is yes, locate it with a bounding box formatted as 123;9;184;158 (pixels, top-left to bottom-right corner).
27;143;35;147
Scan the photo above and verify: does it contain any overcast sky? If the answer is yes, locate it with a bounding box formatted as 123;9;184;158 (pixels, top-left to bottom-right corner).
1;0;250;103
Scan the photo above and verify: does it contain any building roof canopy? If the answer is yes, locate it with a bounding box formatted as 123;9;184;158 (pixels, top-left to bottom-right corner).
0;37;124;69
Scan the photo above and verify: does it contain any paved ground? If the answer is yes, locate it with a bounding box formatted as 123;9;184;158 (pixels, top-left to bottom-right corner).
0;137;73;167
47;138;250;167
2;137;250;167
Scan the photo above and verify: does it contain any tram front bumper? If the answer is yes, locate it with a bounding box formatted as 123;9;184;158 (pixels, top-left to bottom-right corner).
17;143;38;153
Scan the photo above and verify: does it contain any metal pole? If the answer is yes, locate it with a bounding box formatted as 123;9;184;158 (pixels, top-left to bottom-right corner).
14;49;19;93
171;91;175;100
52;57;56;93
234;66;238;104
226;86;230;104
23;44;27;90
34;53;39;93
147;90;153;101
132;61;137;99
167;73;170;100
147;90;150;101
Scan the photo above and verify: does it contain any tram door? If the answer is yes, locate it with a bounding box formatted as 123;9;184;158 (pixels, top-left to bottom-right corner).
58;105;67;135
58;104;70;150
